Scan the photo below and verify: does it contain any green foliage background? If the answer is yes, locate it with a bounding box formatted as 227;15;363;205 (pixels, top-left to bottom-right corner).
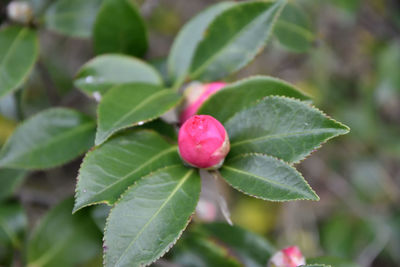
0;0;399;266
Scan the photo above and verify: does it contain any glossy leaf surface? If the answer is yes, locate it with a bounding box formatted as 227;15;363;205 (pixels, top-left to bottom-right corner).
74;130;180;212
74;54;162;96
0;108;95;169
198;76;310;123
96;83;181;145
104;165;200;267
221;154;319;201
225;96;349;163
167;2;234;84
189;0;286;81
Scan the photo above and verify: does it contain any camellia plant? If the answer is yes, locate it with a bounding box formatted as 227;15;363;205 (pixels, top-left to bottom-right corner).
0;0;350;266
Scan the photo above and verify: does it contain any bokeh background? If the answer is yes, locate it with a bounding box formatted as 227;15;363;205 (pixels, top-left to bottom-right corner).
1;0;400;266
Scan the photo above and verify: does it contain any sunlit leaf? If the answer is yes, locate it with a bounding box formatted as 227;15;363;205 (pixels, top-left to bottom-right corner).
74;54;162;96
95;83;181;145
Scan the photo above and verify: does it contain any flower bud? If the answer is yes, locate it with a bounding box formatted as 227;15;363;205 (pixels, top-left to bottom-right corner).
180;82;226;124
195;199;217;222
268;246;306;267
7;1;33;24
178;115;230;169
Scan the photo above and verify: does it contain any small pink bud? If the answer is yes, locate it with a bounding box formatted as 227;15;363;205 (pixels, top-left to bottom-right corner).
195;199;217;222
180;82;226;124
178;115;230;169
268;246;306;267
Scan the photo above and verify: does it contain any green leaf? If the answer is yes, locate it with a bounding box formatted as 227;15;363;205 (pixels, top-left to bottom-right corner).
138;119;177;140
0;26;38;98
198;76;310;123
74;54;162;96
189;0;286;81
0;108;96;170
167;1;234;85
95;83;181;145
274;3;314;53
0;169;26;201
27;198;101;267
104;165;200;267
74;130;181;212
93;0;148;57
300;265;331;267
44;0;103;38
307;256;359;267
225;96;349;163
172;231;242;267
0;203;26;248
90;205;111;231
221;154;318;201
200;222;275;267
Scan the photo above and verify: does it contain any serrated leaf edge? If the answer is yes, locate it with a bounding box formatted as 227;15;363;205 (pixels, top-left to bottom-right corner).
197;75;312;117
0;108;95;170
189;0;287;81
224;95;350;164
221;152;319;202
95;86;183;146
73;129;179;213
102;165;199;267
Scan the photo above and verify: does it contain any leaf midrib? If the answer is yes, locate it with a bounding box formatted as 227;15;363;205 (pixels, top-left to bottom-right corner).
0;121;95;166
114;168;194;265
190;1;278;79
230;128;344;148
79;146;178;205
223;165;308;196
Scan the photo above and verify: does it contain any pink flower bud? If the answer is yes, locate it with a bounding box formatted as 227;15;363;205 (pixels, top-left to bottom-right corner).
268;246;306;267
180;82;226;124
178;115;230;169
195;199;217;222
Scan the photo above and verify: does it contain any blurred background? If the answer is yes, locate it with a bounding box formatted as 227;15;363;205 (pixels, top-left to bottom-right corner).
1;0;400;266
